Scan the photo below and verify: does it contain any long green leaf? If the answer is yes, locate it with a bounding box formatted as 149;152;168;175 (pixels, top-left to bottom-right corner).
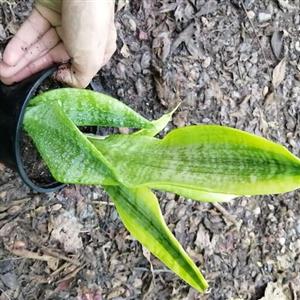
29;88;152;128
104;185;208;292
90;125;300;196
24;101;117;185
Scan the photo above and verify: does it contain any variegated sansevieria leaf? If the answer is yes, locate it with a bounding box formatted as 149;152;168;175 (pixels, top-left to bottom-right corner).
89;125;300;196
29;88;152;129
104;185;208;292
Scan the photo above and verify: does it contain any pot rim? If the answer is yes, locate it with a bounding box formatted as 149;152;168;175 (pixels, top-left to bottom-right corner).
14;67;66;193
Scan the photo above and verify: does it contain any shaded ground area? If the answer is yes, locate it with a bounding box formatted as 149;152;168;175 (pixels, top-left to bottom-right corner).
1;0;300;299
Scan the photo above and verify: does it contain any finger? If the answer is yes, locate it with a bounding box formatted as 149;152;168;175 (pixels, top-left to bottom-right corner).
0;28;60;78
54;64;94;88
55;26;117;89
1;43;69;85
56;1;116;88
35;3;61;27
3;9;51;66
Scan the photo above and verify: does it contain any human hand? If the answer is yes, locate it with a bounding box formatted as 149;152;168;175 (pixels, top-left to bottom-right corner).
0;0;116;88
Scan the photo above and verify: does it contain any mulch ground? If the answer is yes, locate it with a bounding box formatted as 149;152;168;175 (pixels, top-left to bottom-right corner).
1;1;300;299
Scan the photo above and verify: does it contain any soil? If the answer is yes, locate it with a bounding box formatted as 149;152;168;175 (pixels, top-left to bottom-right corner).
21;76;64;187
21;133;54;186
1;1;300;300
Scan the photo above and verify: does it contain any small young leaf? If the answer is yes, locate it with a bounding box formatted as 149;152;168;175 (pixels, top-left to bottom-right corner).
134;103;180;137
104;185;208;292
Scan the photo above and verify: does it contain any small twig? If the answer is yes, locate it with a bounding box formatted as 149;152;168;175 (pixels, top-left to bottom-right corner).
0;198;31;213
8;248;56;263
142;246;155;287
6;243;80;269
41;247;81;266
289;282;297;300
92;200;115;206
0;257;25;262
56;264;86;283
49;262;71;278
212;202;241;228
0;183;14;193
0;288;11;300
9;198;31;205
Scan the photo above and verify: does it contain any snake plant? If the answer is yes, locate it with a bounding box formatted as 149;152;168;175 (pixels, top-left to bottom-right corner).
23;89;300;293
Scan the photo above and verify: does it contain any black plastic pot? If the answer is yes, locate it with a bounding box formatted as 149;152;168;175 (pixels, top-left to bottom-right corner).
0;67;65;193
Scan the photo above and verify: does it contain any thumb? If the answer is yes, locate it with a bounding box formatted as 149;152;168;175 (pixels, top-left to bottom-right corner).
54;64;93;88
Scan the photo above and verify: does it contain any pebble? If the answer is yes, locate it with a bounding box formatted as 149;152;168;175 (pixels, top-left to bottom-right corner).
253;207;261;216
51;203;62;212
247;10;255;19
257;12;272;23
13;240;26;250
248;65;258;78
202;57;211;68
133;61;142;73
262;86;269;97
128;18;137;32
296;222;300;234
278;237;286;246
277;0;293;10
250;52;258;64
0;24;6;41
128;41;140;52
256;261;263;268
295;41;300;53
267;213;276;222
141;52;151;69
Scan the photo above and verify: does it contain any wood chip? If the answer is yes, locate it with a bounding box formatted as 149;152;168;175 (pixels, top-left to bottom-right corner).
277;0;295;10
271;31;284;60
259;282;289;300
272;58;286;89
196;0;218;17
